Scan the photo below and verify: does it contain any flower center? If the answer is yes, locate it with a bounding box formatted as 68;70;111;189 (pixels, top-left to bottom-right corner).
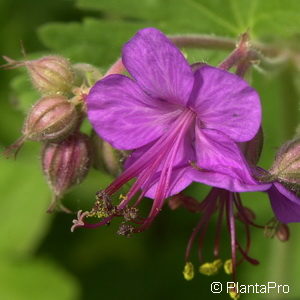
73;108;197;232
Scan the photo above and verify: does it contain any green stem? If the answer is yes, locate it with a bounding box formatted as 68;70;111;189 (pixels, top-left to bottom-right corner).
168;34;291;71
169;34;281;56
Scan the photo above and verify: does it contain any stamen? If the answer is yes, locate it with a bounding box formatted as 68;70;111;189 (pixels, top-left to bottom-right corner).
224;259;233;275
78;108;196;233
184;188;219;261
117;223;134;237
236;242;259;265
183;262;194;281
227;192;237;280
199;259;223;276
214;197;225;257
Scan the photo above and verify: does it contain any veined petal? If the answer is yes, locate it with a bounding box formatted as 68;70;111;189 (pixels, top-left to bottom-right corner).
87;74;181;150
268;182;300;223
122;28;194;106
144;165;194;199
195;127;265;191
125;122;196;199
125;126;195;171
190;66;261;142
189;168;271;192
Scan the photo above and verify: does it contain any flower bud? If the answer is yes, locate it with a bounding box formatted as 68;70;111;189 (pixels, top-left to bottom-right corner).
91;131;127;176
73;63;102;87
276;223;290;242
268;138;300;192
24;95;79;142
4;96;80;158
3;55;74;95
42;132;92;212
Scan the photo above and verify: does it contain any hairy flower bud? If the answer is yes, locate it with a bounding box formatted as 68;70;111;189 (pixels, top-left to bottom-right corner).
73;63;102;87
3;55;74;95
4;96;80;158
268;138;300;192
24;96;79;142
42;132;92;212
91;131;127;176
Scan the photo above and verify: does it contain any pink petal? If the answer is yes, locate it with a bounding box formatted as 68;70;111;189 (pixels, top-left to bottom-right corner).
190;66;261;142
87;74;181;150
189;168;271;192
194;126;268;191
144;165;194;199
125;128;195;171
122;28;194;106
268;182;300;223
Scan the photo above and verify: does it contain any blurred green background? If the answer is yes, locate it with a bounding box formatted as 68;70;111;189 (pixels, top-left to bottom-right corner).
1;0;300;299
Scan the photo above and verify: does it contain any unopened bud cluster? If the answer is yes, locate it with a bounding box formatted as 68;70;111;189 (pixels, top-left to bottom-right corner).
2;54;109;212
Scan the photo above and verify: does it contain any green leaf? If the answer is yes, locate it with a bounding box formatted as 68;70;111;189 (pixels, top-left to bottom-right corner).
37;18;145;66
0;258;79;300
76;0;300;42
0;146;51;258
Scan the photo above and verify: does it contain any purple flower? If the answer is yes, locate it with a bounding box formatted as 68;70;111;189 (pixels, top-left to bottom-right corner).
80;28;263;232
268;182;300;223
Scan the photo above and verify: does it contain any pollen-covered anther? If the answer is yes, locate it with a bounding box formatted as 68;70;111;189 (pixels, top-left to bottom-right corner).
224;259;233;275
199;259;223;276
89;192;117;218
183;262;194;281
123;207;139;221
117;223;135;237
95;190;114;209
228;283;240;300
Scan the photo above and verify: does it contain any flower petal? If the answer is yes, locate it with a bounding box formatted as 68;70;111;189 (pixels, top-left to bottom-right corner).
190;66;261;142
189;168;271;192
87;74;181;150
144;165;194;199
125;127;195;171
268;182;300;223
194;126;268;191
122;28;194;106
124;126;195;199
